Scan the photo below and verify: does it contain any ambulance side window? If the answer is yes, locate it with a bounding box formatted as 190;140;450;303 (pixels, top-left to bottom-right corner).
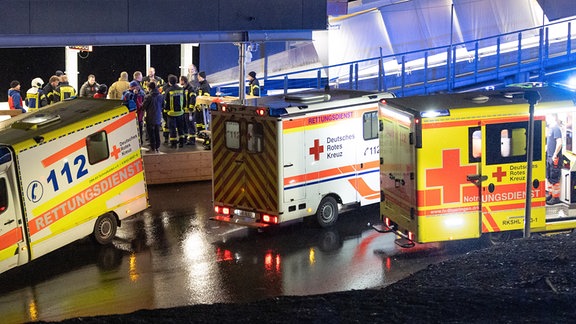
363;111;378;140
484;122;542;165
86;131;110;164
225;121;241;150
247;122;264;153
0;178;7;215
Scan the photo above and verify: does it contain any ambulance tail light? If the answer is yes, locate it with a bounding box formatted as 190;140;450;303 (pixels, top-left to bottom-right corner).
255;107;267;116
262;214;278;224
214;205;231;216
414;117;422;148
221;104;228;112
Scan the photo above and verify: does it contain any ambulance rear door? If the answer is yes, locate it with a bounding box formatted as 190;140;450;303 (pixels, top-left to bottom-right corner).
379;104;417;230
212;109;280;215
480;117;546;235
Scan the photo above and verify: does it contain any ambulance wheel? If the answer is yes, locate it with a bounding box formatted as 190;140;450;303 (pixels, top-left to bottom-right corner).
480;231;512;247
316;197;339;228
93;214;117;245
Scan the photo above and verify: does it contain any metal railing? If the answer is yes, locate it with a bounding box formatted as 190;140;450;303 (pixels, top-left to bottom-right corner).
219;17;576;97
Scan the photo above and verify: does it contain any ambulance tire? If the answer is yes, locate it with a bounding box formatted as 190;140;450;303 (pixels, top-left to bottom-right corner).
93;213;118;245
316;196;339;228
480;231;512;247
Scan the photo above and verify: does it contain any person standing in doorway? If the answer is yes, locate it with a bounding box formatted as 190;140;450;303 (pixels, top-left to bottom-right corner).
546;113;563;205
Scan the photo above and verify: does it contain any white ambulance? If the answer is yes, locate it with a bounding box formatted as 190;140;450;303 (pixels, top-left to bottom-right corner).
211;89;394;227
0;98;148;275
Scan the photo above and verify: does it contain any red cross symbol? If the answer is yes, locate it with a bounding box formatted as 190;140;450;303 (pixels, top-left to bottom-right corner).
426;149;477;204
110;145;121;160
309;139;324;161
492;166;507;182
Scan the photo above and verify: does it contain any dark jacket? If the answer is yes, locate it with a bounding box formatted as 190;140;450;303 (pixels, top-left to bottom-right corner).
143;88;164;125
43;83;56;104
248;78;260;96
79;81;99;98
198;80;211;96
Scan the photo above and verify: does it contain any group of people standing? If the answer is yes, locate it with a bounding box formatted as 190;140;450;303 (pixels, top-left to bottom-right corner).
121;65;213;153
8;70;78;112
7;65;260;154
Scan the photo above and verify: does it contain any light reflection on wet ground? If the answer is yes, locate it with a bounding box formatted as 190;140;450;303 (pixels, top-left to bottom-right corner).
0;181;476;323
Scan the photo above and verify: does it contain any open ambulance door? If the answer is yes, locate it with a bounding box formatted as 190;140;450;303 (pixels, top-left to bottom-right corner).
480;118;546;239
379;105;417;235
0;148;28;272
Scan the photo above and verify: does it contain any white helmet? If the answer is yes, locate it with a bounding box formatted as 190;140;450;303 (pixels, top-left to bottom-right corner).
31;77;44;88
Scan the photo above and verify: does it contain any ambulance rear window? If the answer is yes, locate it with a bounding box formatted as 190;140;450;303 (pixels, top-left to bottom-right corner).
225;121;241;150
86;131;110;164
247;122;264;153
484;121;542;165
0;178;7;214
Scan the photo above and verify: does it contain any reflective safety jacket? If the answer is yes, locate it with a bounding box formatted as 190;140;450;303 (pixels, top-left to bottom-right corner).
54;83;76;102
25;88;47;111
248;79;260;97
163;84;186;117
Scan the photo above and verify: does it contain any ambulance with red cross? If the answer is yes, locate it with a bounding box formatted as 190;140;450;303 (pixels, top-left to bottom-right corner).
0;98;148;275
378;84;576;245
211;89;394;227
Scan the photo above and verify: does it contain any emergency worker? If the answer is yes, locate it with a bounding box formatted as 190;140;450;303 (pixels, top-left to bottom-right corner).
163;75;187;148
546;113;563;205
143;67;165;93
180;75;197;145
197;71;211;96
194;71;211;132
25;77;47;111
133;71;144;91
247;71;260;97
53;75;76;102
43;75;60;105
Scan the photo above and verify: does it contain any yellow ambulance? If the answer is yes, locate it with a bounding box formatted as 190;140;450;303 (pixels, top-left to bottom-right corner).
379;84;576;244
0;98;148;275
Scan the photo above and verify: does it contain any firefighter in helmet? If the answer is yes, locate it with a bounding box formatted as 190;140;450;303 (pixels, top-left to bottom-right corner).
25;77;48;112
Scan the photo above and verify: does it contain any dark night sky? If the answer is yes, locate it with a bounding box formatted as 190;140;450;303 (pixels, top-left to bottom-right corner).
0;45;185;102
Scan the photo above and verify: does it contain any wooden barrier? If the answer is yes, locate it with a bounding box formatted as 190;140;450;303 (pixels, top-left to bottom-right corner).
142;150;212;184
0;110;22;117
